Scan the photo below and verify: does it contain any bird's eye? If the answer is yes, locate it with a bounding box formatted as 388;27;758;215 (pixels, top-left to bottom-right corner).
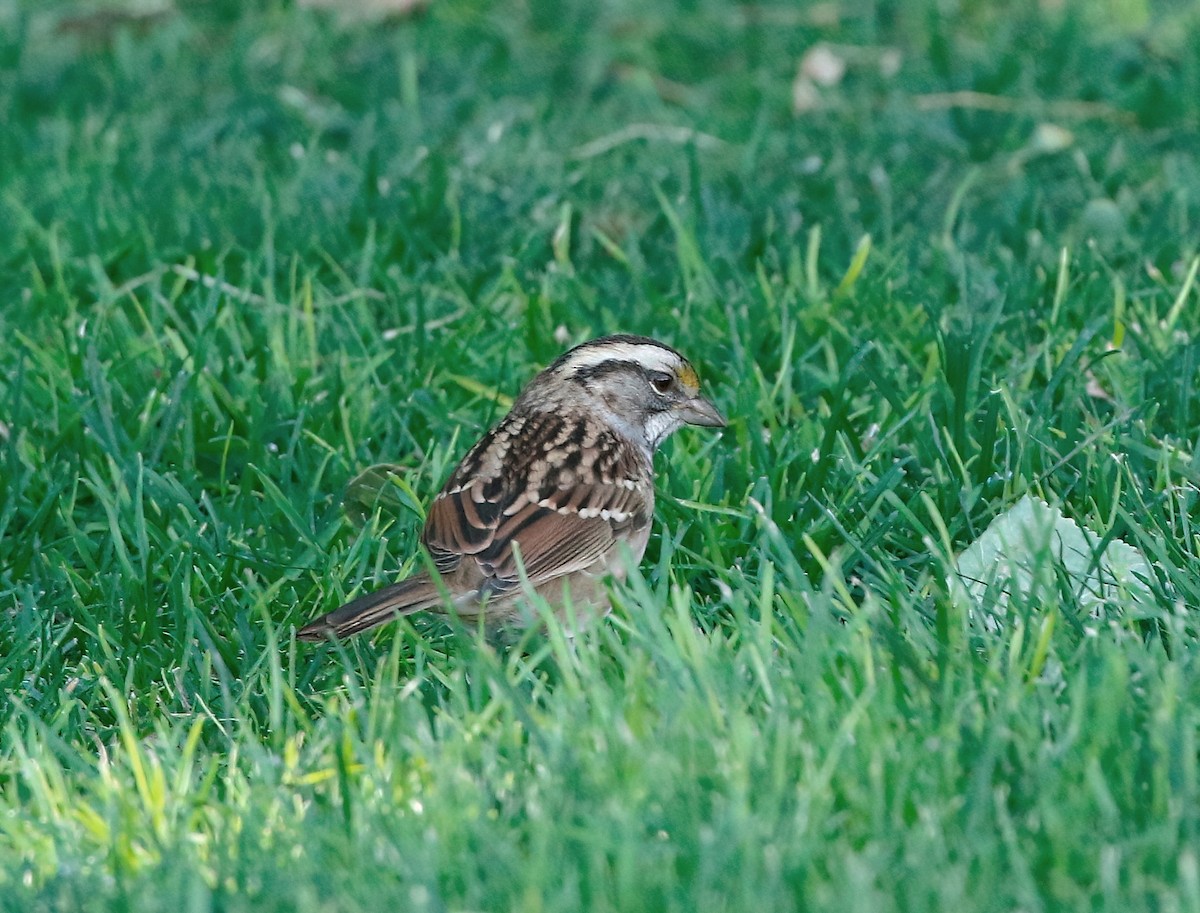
649;372;674;394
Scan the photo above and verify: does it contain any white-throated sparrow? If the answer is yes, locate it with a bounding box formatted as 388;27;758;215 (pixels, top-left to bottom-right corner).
298;334;725;640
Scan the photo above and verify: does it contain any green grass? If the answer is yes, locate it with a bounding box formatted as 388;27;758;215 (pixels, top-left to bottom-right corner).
3;0;1200;909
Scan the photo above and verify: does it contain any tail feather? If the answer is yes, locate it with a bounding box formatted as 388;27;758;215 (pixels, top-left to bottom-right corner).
297;573;446;641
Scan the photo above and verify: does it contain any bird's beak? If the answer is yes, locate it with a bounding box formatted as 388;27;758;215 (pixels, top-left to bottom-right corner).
677;395;726;428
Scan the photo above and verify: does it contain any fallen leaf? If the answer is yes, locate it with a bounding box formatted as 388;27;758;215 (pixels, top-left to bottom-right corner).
801;43;846;86
343;463;423;529
951;494;1157;628
791;76;822;114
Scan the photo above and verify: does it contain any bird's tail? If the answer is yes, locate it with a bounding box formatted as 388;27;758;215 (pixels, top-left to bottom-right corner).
297;573;446;641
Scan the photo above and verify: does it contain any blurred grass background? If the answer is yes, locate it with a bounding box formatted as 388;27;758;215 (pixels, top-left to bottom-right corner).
2;0;1200;909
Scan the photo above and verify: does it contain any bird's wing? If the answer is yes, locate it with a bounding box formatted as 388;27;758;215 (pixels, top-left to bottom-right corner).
423;474;649;596
422;411;652;596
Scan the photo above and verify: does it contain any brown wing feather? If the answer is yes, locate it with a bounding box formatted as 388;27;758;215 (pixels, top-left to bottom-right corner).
423;482;625;596
421;411;653;601
480;507;616;590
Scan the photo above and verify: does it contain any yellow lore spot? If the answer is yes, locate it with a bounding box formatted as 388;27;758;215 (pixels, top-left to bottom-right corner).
676;363;700;390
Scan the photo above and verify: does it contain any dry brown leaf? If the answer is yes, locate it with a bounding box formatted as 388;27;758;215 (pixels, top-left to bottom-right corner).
298;0;430;22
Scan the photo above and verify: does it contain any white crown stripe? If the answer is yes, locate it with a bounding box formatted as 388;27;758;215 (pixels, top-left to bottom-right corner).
559;343;681;375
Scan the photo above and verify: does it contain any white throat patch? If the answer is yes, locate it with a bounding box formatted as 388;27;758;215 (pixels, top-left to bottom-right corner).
643;410;683;450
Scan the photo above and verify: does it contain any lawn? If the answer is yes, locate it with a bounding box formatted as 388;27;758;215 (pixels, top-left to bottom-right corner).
2;0;1200;909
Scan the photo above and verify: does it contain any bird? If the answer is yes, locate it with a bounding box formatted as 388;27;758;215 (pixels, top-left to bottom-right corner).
297;334;725;641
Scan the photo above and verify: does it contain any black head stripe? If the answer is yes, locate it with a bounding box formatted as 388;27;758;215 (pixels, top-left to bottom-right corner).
571;358;644;385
